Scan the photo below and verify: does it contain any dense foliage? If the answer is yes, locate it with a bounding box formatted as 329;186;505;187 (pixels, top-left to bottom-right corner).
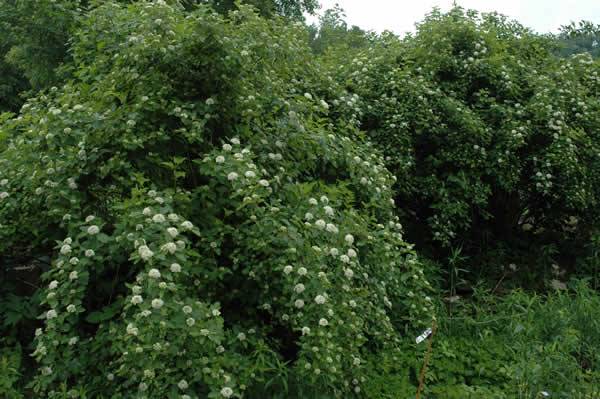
0;0;318;114
1;1;600;398
557;21;600;59
335;8;600;283
1;2;430;397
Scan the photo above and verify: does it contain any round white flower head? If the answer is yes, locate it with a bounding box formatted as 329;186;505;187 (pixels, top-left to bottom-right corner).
152;214;166;223
304;92;313;100
304;212;313;220
320;195;329;204
126;323;139;336
231;138;240;145
178;380;189;390
138;245;154;261
182;305;192;314
227;172;239;181
67;304;76;313
69;271;78;280
315;219;326;229
323;206;334;216
41;366;53;376
294;299;305;309
315;295;326;305
143;207;152;216
139;383;148;392
345;234;354;245
87;225;100;235
302;327;311;335
283;265;293;274
297;267;307;276
294;283;305;294
216;155;225;164
181;220;194;230
167;227;179;238
222;143;232;152
349;300;357;308
159;282;167;289
48;280;58;290
69;257;79;265
148;269;161;279
0;191;10;198
85;215;95;223
258;179;269;187
60;244;72;255
0;179;7;186
85;249;95;257
68;337;78;346
161;242;177;254
131;295;143;305
46;309;58;319
237;332;246;341
308;198;318;205
221;387;234;398
244;170;256;178
347;248;357;258
168;213;179;222
340;255;350;263
186;317;195;326
326;223;338;233
319;318;329;326
170;263;182;273
151;298;164;309
345;268;354;279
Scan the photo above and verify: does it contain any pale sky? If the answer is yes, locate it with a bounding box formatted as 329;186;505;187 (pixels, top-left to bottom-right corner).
307;0;600;35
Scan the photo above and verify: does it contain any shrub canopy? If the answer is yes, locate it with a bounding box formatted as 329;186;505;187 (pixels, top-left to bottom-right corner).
335;8;600;270
0;2;431;397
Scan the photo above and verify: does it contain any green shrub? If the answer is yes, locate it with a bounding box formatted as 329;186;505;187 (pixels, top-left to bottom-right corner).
334;7;600;280
0;2;432;397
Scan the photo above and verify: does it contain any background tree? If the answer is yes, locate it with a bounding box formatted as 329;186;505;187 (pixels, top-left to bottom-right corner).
308;4;370;54
556;20;600;59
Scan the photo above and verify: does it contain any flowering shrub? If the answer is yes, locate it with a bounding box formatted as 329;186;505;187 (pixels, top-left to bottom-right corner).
335;7;600;271
0;2;431;397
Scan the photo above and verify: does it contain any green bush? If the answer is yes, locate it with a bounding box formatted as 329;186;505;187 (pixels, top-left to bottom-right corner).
0;2;432;397
334;7;600;279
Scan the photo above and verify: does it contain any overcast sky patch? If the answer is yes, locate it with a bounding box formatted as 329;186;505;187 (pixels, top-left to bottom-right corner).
307;0;600;35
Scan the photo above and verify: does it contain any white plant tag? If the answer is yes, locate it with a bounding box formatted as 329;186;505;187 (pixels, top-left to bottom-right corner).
415;327;432;344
